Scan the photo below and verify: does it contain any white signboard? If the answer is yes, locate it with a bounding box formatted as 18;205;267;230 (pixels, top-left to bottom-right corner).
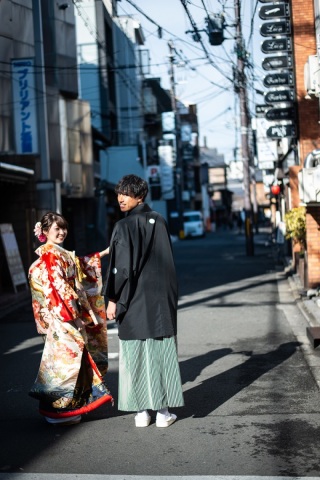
0;224;27;293
259;160;276;170
161;112;175;133
139;49;150;75
11;58;38;154
181;123;192;142
256;117;278;168
158;145;175;199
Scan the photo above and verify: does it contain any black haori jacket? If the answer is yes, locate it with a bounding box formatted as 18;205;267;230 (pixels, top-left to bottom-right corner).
103;203;178;340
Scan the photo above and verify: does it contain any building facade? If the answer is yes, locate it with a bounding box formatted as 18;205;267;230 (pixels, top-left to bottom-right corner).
289;0;320;287
0;0;203;297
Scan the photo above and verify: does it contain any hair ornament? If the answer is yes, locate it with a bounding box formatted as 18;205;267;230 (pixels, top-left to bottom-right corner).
34;222;46;242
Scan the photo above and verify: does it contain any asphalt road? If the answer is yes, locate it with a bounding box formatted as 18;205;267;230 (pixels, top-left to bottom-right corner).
1;228;320;477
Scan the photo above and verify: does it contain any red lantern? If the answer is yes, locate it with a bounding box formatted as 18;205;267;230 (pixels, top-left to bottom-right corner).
271;184;281;195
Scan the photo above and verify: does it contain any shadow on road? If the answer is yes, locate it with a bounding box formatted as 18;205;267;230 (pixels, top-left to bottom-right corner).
179;341;301;418
180;348;233;384
178;277;279;311
174;230;277;299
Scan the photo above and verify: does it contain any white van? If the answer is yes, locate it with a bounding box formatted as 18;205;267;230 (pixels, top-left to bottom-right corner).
183;211;205;238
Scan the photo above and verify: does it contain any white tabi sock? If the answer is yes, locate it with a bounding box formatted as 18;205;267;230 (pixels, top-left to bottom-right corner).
135;410;149;419
156;407;170;421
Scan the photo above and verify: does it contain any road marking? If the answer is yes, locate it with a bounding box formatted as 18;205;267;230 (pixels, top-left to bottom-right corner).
108;352;118;359
108;328;119;335
1;475;320;480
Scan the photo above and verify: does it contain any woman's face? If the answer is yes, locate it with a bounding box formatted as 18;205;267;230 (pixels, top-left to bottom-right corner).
45;221;67;245
117;193;143;213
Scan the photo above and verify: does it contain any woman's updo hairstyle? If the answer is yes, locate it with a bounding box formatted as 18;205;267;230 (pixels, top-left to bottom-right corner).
40;212;68;233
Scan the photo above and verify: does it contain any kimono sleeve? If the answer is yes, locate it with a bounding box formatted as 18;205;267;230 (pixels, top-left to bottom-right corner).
78;252;103;296
76;252;107;325
104;224;133;320
42;251;80;322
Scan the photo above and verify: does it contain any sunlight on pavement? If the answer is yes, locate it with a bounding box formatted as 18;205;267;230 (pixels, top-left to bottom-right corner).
3;336;43;355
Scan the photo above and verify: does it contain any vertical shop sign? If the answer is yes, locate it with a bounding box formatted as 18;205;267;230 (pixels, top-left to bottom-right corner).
11;58;38;154
158;145;175;200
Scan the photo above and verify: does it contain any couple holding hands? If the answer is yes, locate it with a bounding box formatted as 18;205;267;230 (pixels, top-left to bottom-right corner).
28;174;184;427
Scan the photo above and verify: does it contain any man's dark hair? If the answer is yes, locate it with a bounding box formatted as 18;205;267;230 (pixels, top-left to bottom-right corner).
115;174;148;200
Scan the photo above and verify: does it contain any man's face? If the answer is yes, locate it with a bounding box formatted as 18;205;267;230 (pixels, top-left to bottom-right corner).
117;193;143;212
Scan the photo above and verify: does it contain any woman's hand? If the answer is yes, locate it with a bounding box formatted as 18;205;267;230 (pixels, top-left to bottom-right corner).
106;300;117;321
99;247;110;258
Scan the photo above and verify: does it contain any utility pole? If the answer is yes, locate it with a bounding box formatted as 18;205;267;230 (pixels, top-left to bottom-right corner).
32;0;50;181
234;0;254;256
168;40;184;238
32;0;61;212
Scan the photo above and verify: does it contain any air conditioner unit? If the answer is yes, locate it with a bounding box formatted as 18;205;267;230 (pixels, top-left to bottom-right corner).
298;167;320;203
304;55;320;97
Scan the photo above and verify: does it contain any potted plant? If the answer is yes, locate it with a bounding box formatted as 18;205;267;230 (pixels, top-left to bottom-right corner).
285;207;307;285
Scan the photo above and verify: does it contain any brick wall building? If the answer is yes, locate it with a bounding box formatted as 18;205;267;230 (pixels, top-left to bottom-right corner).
289;0;320;288
306;207;320;286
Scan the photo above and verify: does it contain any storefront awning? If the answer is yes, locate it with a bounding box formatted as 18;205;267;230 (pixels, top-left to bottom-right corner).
0;162;34;183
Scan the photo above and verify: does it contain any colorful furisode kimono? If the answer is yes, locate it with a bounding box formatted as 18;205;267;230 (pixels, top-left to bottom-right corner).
28;243;113;420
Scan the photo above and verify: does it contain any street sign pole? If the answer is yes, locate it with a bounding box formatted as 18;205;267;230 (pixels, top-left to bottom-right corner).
168;40;184;239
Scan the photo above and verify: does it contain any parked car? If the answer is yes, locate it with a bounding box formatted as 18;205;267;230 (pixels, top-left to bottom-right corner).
183;211;205;238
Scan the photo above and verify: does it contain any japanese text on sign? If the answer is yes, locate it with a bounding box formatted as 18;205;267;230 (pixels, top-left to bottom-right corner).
11;58;38;154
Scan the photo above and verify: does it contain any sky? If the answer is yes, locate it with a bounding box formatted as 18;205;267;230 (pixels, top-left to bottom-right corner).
116;0;264;164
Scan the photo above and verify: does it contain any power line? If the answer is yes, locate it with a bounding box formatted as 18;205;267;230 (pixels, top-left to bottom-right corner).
247;0;259;48
179;0;233;83
169;43;231;91
72;0;145;114
201;106;232;128
122;0;233;85
122;0;163;38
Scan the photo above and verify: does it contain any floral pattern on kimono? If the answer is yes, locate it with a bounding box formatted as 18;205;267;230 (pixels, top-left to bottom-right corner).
28;243;112;418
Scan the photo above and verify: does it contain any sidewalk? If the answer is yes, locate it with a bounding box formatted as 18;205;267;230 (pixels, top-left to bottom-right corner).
261;224;320;336
287;268;320;324
285;259;320;341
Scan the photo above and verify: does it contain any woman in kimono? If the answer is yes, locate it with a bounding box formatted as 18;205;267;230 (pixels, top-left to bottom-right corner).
28;212;113;425
104;174;184;428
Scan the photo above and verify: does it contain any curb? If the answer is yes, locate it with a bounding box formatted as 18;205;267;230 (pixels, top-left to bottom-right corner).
286;270;320;328
285;262;320;390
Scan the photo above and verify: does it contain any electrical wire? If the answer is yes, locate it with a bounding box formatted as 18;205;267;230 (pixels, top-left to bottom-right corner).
120;0;231;93
179;0;233;83
201;106;232;127
122;0;234;85
72;0;146;115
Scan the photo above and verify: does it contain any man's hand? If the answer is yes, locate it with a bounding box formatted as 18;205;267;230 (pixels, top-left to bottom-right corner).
74;317;86;331
107;300;117;320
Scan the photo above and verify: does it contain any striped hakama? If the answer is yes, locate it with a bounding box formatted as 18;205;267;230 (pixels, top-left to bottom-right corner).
118;336;184;411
